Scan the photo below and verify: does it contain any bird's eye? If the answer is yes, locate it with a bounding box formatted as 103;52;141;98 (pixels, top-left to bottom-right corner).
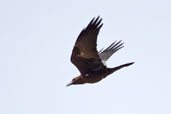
72;78;75;81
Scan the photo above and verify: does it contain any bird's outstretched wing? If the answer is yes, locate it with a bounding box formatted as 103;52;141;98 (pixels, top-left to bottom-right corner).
71;16;107;75
98;41;124;66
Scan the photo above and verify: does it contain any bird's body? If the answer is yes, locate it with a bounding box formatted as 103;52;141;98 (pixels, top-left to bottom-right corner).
67;16;134;86
74;69;109;84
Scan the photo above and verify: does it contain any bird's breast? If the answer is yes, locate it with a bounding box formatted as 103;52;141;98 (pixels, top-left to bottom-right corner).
82;70;109;83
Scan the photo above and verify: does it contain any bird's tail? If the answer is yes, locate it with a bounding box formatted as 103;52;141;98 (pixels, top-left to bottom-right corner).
108;62;134;75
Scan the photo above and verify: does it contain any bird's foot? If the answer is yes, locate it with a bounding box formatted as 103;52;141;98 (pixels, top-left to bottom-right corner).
82;74;89;77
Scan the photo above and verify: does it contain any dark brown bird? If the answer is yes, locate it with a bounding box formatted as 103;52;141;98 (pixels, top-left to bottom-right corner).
67;16;134;87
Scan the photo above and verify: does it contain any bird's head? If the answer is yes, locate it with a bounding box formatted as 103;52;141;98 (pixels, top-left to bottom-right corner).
66;75;85;87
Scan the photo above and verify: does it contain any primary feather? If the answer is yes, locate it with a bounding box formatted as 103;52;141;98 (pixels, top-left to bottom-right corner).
98;41;124;66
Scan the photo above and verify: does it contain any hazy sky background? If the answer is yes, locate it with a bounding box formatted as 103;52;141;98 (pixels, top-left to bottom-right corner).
0;0;171;114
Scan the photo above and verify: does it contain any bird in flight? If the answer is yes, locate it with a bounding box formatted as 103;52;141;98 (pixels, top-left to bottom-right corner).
67;16;134;86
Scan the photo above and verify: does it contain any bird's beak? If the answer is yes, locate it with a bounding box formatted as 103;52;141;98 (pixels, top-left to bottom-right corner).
66;82;72;87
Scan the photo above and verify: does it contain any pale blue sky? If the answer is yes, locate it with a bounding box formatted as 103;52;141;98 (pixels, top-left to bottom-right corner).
0;0;171;114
